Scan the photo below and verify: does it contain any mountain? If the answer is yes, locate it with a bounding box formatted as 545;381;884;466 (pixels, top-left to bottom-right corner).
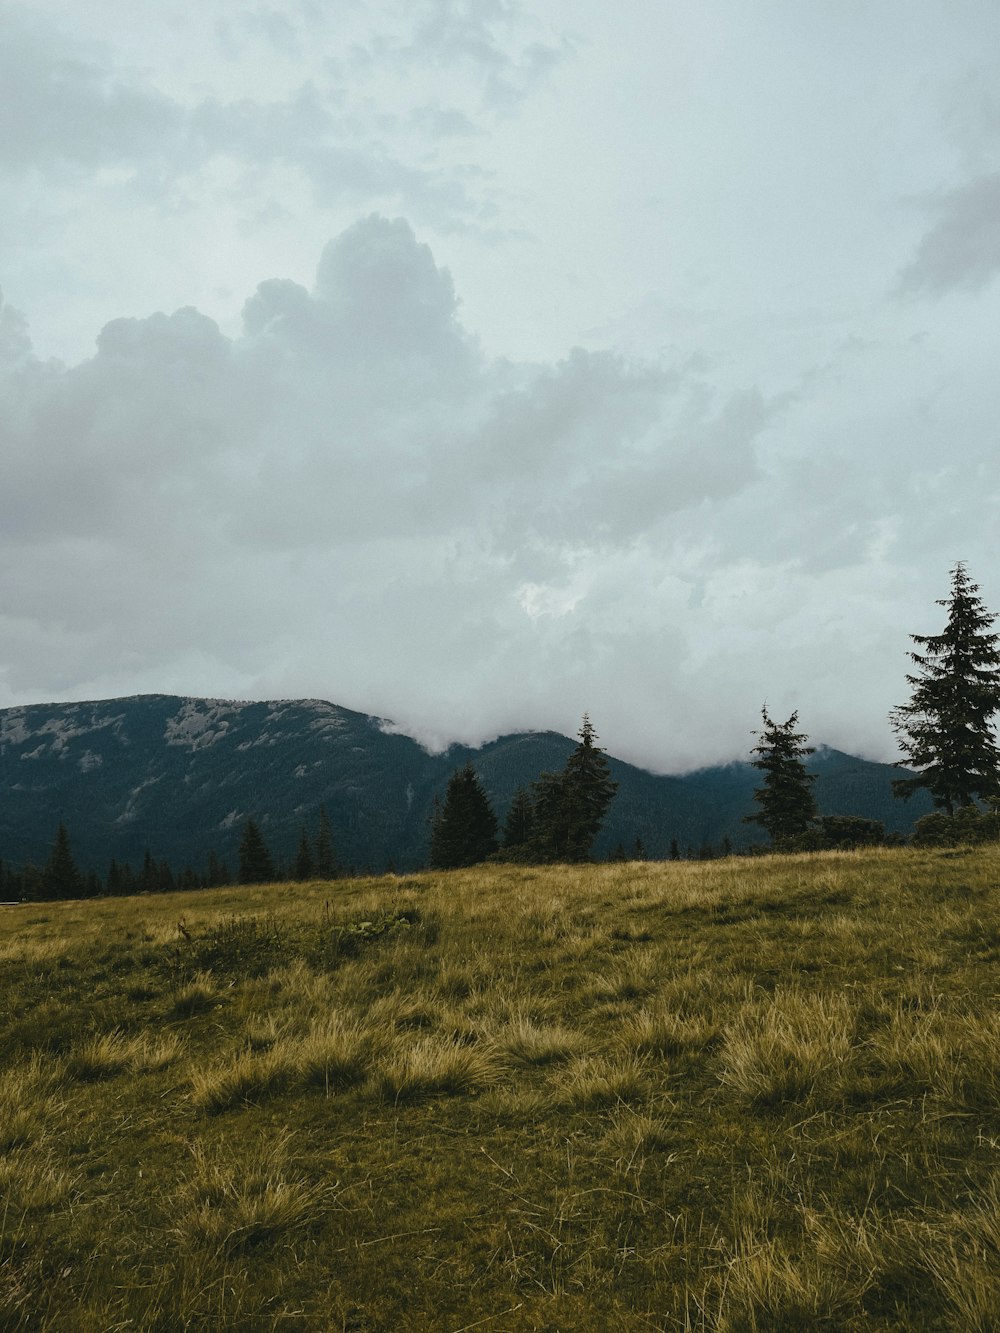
0;695;933;875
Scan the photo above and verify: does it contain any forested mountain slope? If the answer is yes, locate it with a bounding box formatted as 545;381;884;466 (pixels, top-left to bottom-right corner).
0;696;932;874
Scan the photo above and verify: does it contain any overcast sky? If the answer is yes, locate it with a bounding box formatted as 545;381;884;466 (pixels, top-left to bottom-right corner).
2;1;999;772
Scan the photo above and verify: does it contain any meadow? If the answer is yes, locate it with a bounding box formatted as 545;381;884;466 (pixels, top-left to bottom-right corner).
3;847;1000;1330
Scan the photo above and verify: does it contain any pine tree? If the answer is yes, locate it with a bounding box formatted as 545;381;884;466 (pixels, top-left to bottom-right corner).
429;763;498;868
314;807;337;879
238;819;276;884
502;786;535;850
532;715;618;863
140;849;158;894
43;822;83;900
744;707;817;844
206;849;230;887
292;825;315;881
891;563;1000;814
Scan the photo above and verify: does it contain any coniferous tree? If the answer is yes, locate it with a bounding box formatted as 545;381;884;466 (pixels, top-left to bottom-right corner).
502;786;535;851
669;837;681;861
429;763;498;868
140;849;158;894
744;707;817;844
292;825;315;881
238;819;275;884
890;563;1000;814
43;822;83;900
206;849;230;887
314;807;337;879
531;715;618;863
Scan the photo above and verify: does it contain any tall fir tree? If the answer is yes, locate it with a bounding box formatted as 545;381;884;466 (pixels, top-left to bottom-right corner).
42;822;83;900
429;763;499;868
314;806;337;879
292;825;315;881
502;786;535;851
744;707;817;844
206;849;230;887
890;563;1000;814
531;715;618;863
238;818;276;884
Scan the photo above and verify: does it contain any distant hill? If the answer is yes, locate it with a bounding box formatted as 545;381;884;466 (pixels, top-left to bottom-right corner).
0;695;933;874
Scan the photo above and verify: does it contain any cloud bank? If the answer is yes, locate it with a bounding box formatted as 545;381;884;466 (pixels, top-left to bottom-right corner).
3;213;997;772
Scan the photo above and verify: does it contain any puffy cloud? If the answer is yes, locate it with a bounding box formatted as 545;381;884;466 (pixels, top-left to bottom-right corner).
4;211;999;771
0;215;788;764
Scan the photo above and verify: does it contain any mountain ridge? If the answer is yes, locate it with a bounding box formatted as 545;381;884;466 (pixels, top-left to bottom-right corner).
0;694;933;874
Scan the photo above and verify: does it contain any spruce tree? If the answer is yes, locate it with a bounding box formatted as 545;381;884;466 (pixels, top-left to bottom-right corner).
238;818;276;884
206;849;230;887
429;763;498;868
890;563;1000;814
314;807;337;879
502;786;535;851
744;707;817;844
292;825;314;881
532;715;618;862
43;822;83;900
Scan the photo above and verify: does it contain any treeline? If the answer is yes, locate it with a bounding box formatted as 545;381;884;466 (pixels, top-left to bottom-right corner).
0;807;341;904
4;564;999;901
429;715;618;869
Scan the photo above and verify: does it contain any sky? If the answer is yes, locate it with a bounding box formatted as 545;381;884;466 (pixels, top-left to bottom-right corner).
2;0;999;773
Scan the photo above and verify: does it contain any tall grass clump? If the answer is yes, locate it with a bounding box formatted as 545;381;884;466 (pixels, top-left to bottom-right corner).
378;1035;506;1102
190;1047;295;1113
719;989;857;1107
172;1136;331;1257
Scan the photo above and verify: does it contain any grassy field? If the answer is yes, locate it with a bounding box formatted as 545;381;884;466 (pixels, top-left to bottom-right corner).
3;847;1000;1330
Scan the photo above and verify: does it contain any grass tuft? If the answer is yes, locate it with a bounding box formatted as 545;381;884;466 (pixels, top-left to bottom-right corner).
378;1036;506;1102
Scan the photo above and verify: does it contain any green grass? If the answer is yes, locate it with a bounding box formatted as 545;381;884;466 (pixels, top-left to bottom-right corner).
4;848;1000;1327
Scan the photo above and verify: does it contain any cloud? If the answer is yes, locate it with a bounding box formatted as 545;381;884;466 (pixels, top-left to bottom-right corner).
0;215;786;765
0;9;182;174
2;180;997;773
897;173;1000;296
0;5;512;232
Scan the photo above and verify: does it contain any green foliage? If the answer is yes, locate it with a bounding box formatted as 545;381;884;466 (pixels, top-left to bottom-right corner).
891;562;1000;814
238;819;275;885
502;785;535;850
912;802;1000;847
292;825;314;881
429;763;498;868
778;815;901;853
745;707;817;843
530;714;618;862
